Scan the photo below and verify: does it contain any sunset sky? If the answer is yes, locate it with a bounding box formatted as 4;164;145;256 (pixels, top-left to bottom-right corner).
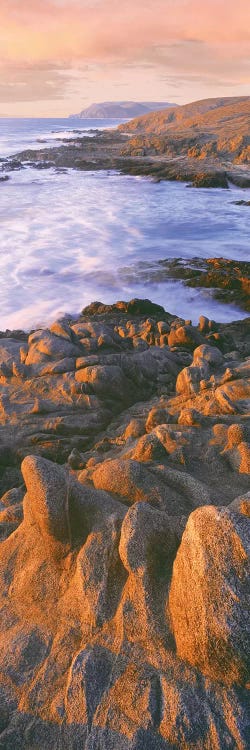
1;0;249;116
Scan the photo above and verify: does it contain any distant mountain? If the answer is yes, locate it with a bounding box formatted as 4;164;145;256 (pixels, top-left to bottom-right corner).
69;101;177;119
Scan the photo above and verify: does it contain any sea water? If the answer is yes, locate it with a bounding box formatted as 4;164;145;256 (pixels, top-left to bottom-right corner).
0;118;249;330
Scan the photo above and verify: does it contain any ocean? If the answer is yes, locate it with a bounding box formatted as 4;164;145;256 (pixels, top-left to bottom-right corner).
0;117;249;330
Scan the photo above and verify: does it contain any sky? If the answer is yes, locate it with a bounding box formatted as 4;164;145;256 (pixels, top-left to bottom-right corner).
0;0;249;117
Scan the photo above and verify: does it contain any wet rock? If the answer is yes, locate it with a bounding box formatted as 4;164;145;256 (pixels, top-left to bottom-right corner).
233;200;250;206
191;172;229;188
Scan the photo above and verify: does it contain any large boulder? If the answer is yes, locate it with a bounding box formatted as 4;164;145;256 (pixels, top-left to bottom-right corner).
26;330;81;366
92;458;164;506
119;502;177;576
92;458;210;515
168;325;204;350
75;364;131;402
169;506;250;686
193;343;224;369
176;365;203;396
22;456;72;548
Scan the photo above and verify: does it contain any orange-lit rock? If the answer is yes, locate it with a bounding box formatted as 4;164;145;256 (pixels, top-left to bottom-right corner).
0;299;249;748
169;505;250;685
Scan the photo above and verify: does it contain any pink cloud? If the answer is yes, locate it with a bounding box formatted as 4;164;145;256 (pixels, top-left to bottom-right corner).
1;0;249;65
0;0;249;112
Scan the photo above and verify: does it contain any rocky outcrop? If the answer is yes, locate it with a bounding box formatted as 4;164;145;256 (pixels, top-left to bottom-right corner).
169;506;250;685
3;97;250;188
124;257;250;314
0;299;249;748
119;97;250;167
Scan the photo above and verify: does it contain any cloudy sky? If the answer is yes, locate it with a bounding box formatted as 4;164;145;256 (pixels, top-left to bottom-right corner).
0;0;249;116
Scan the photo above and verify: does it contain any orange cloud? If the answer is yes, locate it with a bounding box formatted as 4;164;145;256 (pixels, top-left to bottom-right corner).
1;0;249;64
0;0;249;112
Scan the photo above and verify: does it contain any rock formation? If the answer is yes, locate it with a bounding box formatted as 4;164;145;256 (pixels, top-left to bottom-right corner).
0;299;249;748
2;97;250;188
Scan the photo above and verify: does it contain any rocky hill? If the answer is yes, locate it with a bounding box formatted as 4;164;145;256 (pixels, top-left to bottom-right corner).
69;100;176;119
3;96;250;188
119;96;250;164
0;297;249;748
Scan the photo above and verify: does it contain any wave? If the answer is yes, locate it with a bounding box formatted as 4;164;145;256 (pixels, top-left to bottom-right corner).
0;166;249;330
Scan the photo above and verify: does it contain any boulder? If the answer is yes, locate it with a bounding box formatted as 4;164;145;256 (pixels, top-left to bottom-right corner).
146;406;172;433
124;419;145;441
129;433;166;462
193;343;224;370
119;502;177;576
75;364;130;401
176;365;203;396
168;325;204;350
21;456;72;548
49;319;73;341
26;330;81;366
169;506;250;685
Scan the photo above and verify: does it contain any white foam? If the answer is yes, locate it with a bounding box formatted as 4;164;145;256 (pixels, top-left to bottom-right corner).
0;167;249;330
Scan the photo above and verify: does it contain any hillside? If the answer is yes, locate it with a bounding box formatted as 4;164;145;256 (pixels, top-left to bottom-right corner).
5;96;250;188
119;96;250;163
69;100;176;119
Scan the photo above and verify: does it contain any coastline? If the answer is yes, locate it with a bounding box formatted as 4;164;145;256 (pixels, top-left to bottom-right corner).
2;129;250;188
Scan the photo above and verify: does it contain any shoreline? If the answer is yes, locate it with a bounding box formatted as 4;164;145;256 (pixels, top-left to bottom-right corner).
1;129;250;188
0;255;249;338
0;296;249;747
0;104;249;748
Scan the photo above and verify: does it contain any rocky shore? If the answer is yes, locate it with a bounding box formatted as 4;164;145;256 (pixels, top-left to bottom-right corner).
1;128;250;188
1;97;250;189
130;257;250;313
0;298;249;749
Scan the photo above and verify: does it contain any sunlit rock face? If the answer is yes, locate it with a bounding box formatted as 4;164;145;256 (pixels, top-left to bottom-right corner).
0;300;249;748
